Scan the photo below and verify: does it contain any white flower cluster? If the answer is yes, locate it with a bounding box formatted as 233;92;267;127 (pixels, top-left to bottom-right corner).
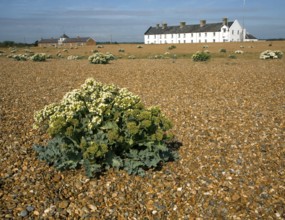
235;50;244;54
260;50;283;60
67;55;79;60
34;78;141;136
30;53;46;62
88;52;114;64
8;54;29;61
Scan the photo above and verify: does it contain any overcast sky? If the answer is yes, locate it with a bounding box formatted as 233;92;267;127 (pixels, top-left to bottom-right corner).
0;0;284;43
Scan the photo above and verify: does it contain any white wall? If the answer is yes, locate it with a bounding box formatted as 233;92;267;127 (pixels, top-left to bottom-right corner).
229;20;244;42
144;20;247;44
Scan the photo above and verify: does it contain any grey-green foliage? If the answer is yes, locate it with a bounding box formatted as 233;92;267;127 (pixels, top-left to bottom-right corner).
11;54;29;61
88;52;114;64
31;53;46;62
192;51;211;62
33;78;179;177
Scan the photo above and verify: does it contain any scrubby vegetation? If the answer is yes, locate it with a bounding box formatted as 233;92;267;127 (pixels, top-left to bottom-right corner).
88;52;115;64
168;45;176;50
192;51;211;62
260;50;283;59
33;78;178;177
30;53;47;62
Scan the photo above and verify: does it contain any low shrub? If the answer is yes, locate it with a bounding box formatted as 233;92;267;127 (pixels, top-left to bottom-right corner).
88;52;114;64
168;45;176;50
33;78;178;177
219;48;227;53
11;54;29;61
67;55;79;60
228;54;237;59
128;55;136;59
31;53;46;62
192;51;210;62
260;50;283;60
118;48;125;52
235;50;244;54
137;45;143;49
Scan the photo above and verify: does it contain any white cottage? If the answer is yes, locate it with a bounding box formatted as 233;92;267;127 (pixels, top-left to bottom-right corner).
144;18;257;44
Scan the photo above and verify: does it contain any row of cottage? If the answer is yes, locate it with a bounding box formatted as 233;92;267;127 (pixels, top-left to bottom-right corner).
38;18;257;47
144;18;257;44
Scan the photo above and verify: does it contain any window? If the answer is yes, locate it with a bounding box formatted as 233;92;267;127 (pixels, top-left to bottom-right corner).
213;39;215;43
205;33;207;37
184;40;186;43
232;30;234;34
223;28;227;33
171;34;173;38
237;30;240;35
178;34;180;38
191;33;193;37
165;34;167;38
205;39;207;43
191;40;193;43
199;33;201;37
213;32;216;36
199;39;201;43
184;34;186;38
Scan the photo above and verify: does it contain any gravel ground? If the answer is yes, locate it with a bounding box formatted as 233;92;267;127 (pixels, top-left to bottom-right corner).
0;57;285;219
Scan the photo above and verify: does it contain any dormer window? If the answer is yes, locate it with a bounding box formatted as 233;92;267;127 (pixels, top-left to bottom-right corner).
223;28;227;33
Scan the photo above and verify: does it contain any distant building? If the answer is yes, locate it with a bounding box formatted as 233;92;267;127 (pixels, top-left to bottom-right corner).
38;34;96;47
144;18;257;44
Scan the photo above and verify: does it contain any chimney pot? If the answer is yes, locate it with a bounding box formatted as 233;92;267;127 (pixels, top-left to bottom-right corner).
200;20;206;27
162;23;167;29
180;22;186;28
223;17;228;26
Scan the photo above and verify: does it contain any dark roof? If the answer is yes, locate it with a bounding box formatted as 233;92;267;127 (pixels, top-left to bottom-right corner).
60;34;69;38
145;21;234;35
63;37;92;43
245;33;257;39
38;38;58;44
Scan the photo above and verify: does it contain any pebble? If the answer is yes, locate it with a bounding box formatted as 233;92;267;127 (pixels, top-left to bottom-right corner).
19;209;28;217
26;205;35;212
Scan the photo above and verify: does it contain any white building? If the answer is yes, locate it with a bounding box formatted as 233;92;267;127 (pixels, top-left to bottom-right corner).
144;18;257;44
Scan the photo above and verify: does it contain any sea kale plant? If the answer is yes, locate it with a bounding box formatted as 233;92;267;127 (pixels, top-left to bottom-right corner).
88;52;115;64
260;50;283;60
33;78;178;177
30;53;47;62
192;51;211;62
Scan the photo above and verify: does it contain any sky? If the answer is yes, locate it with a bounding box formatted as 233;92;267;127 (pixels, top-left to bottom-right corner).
0;0;284;43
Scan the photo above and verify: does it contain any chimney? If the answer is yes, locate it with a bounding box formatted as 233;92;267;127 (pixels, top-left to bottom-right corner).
156;24;160;29
223;17;228;26
200;20;206;27
162;23;167;29
180;22;186;28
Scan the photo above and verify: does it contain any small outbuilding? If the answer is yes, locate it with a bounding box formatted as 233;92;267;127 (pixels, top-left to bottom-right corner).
38;34;96;47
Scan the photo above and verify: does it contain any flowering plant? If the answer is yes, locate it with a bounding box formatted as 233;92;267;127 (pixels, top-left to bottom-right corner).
33;78;178;176
235;50;244;54
67;55;79;60
260;50;283;60
10;54;29;61
88;52;114;64
192;51;210;62
30;53;46;62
